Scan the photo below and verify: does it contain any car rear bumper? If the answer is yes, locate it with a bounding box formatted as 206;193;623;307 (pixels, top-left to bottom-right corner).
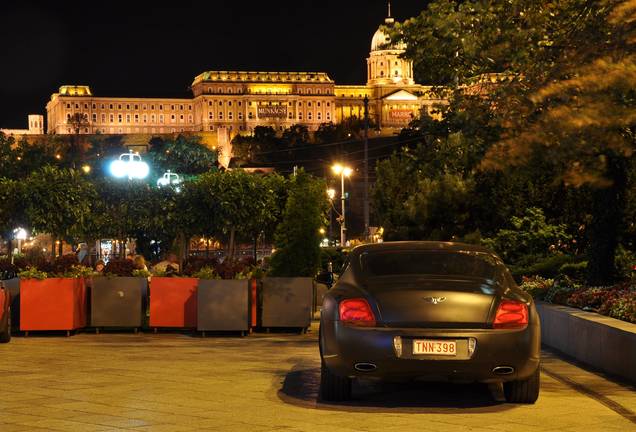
321;322;540;383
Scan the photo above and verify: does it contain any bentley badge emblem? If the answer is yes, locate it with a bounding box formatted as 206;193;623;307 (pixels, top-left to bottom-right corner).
423;296;446;305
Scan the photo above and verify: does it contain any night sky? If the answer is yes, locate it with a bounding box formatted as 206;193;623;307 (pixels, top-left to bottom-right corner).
1;0;429;128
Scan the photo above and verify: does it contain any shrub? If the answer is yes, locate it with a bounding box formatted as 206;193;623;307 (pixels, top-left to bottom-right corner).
17;266;48;280
567;287;614;311
192;266;220;280
615;245;636;281
559;261;588;280
104;259;135;277
519;276;554;300
52;254;79;275
183;257;219;276
606;291;636;323
544;276;581;304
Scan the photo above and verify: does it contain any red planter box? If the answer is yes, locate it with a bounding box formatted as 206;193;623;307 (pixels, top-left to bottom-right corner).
20;278;87;331
150;277;198;328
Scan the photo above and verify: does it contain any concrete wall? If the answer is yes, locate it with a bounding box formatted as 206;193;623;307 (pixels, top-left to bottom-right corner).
536;302;636;384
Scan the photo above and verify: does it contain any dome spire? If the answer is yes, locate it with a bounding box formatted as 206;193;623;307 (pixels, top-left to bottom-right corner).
385;1;395;24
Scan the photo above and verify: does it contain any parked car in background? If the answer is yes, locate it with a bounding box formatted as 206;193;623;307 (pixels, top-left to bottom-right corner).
319;241;540;403
0;281;11;343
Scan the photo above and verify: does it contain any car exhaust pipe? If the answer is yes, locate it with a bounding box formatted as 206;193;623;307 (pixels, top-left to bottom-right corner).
492;366;514;375
354;362;377;372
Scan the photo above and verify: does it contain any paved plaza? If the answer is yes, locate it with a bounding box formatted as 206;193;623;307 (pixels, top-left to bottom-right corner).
0;324;635;432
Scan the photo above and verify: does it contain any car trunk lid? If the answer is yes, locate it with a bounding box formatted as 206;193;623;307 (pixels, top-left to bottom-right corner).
365;276;500;328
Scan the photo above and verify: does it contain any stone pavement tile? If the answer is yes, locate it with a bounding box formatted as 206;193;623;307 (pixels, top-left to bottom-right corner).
0;423;49;432
18;418;116;432
6;406;88;420
129;424;199;432
64;413;155;428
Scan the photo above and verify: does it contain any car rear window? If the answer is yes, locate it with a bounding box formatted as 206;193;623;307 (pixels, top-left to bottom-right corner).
360;250;499;279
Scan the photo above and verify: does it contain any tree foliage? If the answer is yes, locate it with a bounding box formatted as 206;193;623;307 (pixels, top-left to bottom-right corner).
269;170;328;277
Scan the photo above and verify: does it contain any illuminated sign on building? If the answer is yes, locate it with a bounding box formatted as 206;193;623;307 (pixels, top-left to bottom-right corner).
258;106;287;119
389;109;413;121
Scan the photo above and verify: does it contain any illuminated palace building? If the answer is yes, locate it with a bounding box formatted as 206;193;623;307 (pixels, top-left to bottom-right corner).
45;10;442;138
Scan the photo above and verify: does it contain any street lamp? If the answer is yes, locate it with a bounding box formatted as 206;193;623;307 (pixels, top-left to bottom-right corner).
157;170;182;190
13;227;27;254
109;151;150;180
331;163;352;247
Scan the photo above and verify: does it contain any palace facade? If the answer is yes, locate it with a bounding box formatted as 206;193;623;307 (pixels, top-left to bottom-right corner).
45;11;444;139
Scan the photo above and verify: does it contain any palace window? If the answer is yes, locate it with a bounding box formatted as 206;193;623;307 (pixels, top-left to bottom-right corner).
288;112;293;119
298;113;303;120
66;103;71;109
219;101;223;106
159;114;164;123
248;112;253;119
228;101;232;106
110;104;114;109
188;105;192;110
151;114;156;122
126;104;130;110
188;114;192;122
135;104;139;110
92;113;97;122
101;114;106;123
126;114;131;123
159;104;163;110
75;103;79;109
238;112;243;120
143;114;147;123
238;101;242;106
171;105;175;110
134;114;139;123
317;102;321;107
210;125;215;131
209;101;213;106
209;112;214;120
326;112;331;120
180;105;184;110
110;114;114;122
143;104;147;110
308;112;313;120
317;112;322;120
101;104;105;109
92;103;96;109
118;114;122;123
180;114;184;122
228;112;233;120
66;113;71;121
219;112;223;119
171;114;175;122
118;104;122;109
327;102;330;107
308;102;312;107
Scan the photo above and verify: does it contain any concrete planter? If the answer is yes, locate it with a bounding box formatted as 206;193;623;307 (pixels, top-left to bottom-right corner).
536;301;636;384
150;277;198;329
91;276;147;331
20;278;87;333
261;277;313;331
197;279;249;333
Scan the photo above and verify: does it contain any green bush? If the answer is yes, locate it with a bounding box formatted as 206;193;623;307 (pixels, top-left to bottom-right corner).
559;261;588;280
519;276;554;300
511;254;576;279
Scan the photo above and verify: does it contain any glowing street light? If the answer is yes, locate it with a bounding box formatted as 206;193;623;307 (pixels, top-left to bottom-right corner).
327;188;336;200
13;227;28;254
331;163;352;247
157;170;182;190
109;151;149;180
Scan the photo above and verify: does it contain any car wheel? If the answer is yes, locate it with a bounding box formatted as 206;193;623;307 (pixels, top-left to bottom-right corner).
319;359;352;402
504;366;539;403
0;307;11;343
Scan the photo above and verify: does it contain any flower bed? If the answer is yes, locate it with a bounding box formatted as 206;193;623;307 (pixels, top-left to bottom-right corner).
521;276;636;323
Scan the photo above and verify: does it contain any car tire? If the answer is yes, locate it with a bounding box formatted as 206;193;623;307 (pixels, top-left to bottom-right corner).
319;359;352;402
0;307;11;343
504;366;539;403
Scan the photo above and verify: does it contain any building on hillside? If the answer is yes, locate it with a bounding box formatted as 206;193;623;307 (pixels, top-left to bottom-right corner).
0;115;44;138
44;7;443;143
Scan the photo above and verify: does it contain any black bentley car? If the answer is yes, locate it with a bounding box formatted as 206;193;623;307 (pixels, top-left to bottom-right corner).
319;241;540;403
0;281;10;343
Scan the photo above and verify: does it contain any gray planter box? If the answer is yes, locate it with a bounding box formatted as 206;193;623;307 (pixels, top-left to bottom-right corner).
91;276;147;329
536;302;636;384
3;278;20;333
261;277;313;329
197;279;249;332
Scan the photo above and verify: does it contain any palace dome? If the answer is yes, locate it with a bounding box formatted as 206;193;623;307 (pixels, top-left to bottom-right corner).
370;17;405;52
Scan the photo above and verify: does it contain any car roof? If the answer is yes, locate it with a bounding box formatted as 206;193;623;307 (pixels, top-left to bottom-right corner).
350;241;497;256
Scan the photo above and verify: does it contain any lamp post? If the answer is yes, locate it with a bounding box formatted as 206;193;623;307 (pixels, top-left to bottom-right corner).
109;151;150;180
331;163;352;247
327;188;336;246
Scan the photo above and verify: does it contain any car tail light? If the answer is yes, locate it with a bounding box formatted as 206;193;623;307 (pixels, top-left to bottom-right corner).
493;300;528;329
339;298;376;327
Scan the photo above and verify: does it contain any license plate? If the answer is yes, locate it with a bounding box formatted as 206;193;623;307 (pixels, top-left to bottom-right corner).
412;339;457;356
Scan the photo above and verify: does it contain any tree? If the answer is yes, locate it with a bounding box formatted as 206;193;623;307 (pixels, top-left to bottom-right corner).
147;134;218;176
0;178;26;252
24;166;96;256
269;170;327;277
392;0;635;284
